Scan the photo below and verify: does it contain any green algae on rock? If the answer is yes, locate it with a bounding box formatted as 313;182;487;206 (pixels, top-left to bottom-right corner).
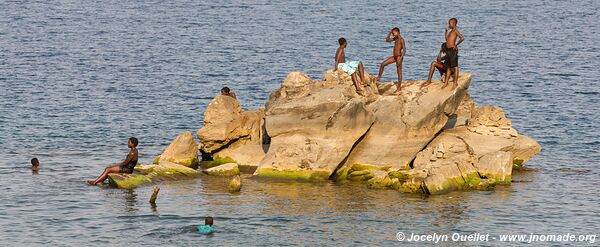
254;168;331;181
203;163;240;176
108;162;200;189
107;173;152;190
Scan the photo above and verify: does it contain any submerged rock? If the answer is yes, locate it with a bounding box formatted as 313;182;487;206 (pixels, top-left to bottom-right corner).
197;95;266;170
155;131;199;167
204;163;240;176
107;173;152;190
228;175;242;193
108;161;200;189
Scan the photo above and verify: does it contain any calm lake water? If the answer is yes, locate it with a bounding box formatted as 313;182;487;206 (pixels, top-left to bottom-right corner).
1;0;599;246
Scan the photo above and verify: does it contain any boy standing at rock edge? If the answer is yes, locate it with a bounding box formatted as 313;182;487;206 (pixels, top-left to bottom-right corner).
442;17;464;90
335;37;367;96
376;27;406;94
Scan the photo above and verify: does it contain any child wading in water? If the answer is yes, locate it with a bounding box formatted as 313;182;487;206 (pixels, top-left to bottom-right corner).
376;27;406;94
197;216;215;234
87;137;138;185
335;37;368;96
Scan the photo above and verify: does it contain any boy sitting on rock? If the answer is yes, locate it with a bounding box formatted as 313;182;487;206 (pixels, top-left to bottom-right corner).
197;216;215;234
335;37;367;96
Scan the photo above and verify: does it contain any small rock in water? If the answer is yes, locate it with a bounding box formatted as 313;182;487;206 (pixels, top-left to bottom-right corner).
228;175;242;193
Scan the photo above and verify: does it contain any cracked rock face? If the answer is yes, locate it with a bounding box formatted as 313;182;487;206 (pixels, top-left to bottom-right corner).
255;71;375;180
197;95;266;169
339;73;473;172
407;105;540;193
195;69;541;194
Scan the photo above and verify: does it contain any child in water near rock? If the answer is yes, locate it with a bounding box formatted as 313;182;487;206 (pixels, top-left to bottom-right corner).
31;158;39;172
197;216;215;234
87;137;138;185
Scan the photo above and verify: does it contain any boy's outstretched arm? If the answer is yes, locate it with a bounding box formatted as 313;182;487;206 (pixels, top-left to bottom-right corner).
455;28;465;46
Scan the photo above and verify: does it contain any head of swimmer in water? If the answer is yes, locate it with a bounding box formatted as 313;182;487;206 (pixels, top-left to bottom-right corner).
31;157;39;171
205;216;213;226
128;137;138;149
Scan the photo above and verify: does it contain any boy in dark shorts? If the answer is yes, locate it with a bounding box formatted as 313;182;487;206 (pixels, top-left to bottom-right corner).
442;17;464;90
422;43;454;88
87;137;139;185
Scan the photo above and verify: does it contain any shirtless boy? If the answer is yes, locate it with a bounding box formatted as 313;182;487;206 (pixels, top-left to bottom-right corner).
421;42;454;88
376;27;406;94
442;18;464;90
335;37;367;95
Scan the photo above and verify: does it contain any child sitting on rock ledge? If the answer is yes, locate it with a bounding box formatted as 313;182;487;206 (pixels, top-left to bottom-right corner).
87;137;139;185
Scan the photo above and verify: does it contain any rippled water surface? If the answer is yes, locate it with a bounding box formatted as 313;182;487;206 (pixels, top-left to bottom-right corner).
1;0;599;246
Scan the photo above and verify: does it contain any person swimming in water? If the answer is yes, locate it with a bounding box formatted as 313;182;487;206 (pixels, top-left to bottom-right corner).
31;158;40;172
197;216;215;234
87;137;138;185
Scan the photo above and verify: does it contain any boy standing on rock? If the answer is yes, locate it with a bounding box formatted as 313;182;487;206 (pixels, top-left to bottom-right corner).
376;27;406;94
442;18;464;90
335;37;367;96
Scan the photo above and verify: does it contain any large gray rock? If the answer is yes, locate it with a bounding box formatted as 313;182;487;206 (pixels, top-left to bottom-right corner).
254;71;375;180
156;131;199;167
400;105;540;194
197;95;266;170
338;73;473;173
476;151;513;183
452;106;541;167
412;132;484;194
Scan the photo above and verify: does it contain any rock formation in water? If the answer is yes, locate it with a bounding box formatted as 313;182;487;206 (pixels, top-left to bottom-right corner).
196;95;266;171
108;133;201;189
196;70;541;194
153;131;200;167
